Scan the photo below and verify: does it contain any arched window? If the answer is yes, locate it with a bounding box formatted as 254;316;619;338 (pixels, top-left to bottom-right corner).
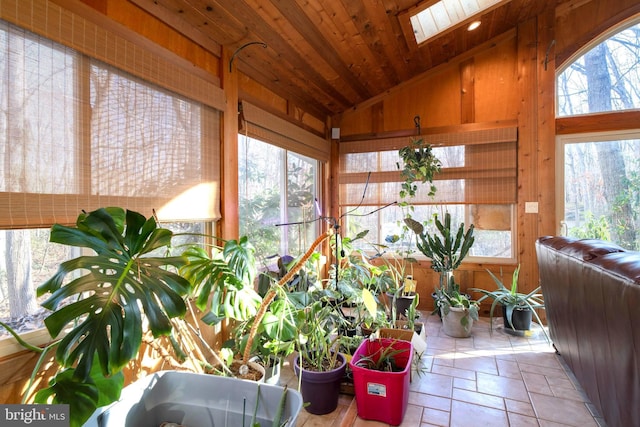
557;20;640;116
556;18;640;250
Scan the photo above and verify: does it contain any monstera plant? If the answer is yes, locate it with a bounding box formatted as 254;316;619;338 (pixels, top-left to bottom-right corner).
12;207;260;427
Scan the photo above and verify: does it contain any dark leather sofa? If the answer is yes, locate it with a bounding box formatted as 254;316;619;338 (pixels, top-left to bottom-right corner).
536;236;640;427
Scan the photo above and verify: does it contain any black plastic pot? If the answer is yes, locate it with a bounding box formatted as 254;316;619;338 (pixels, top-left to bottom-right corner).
503;306;533;331
387;291;416;320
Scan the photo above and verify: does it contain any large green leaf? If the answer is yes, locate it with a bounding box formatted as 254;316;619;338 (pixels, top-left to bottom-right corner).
181;237;261;324
34;356;124;427
37;208;190;381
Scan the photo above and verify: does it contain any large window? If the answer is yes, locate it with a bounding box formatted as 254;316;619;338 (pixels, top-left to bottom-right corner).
339;127;517;261
0;13;220;350
238;135;320;260
556;19;640;250
557;131;640;250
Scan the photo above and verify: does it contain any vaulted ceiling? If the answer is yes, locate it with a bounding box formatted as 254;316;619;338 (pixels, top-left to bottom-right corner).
130;0;568;119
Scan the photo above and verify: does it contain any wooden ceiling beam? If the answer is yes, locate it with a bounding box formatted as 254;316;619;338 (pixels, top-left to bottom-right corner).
339;0;403;88
266;0;373;100
205;0;355;109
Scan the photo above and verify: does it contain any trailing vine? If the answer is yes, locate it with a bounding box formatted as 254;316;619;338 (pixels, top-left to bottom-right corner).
397;138;441;200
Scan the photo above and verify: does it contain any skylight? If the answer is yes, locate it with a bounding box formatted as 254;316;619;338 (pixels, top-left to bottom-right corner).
410;0;503;44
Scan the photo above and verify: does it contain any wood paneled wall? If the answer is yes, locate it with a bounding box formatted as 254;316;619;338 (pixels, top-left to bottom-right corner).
334;1;640;311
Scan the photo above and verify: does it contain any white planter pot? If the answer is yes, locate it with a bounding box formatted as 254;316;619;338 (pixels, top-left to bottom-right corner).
441;306;474;338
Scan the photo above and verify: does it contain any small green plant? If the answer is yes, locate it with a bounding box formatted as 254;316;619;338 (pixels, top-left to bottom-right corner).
403;293;419;330
470;265;550;342
353;340;409;372
411;350;428;378
436;288;479;328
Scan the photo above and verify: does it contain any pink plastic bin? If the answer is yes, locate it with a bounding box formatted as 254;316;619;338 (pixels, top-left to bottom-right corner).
349;337;413;426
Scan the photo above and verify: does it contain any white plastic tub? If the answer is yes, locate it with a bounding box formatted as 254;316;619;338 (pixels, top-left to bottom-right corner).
84;371;302;427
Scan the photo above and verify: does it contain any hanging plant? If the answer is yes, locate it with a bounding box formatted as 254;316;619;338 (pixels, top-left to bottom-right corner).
397;138;441;199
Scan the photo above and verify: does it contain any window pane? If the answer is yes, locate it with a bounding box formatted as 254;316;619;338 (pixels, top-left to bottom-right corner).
286;152;318;255
239;135;284;258
0;229;77;338
563;136;640;250
0;20;221;228
0;23;77;194
90;63;205;198
239;136;320;259
343;203;513;259
557;21;640;116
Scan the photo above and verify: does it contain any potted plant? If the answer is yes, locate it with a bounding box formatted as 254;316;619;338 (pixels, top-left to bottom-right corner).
470;265;550;342
4;207;267;427
436;287;479;338
240;229;348;416
357;287;391;336
405;211;475;315
367;234;419;321
292;299;347;415
397;137;441;200
380;293;425;342
349;337;413;425
237;286;299;385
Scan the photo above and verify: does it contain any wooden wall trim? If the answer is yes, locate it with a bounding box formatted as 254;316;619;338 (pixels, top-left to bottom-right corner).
516;16;539;294
460;58;475;124
536;7;558;242
340;120;518;142
556;110;640;134
221;46;239;240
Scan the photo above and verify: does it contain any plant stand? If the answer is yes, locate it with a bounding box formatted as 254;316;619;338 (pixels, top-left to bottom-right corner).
349;338;413;425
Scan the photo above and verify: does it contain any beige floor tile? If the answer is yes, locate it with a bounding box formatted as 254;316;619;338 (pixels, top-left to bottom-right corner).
398;404;424;426
530;392;599;426
449;399;509;426
515;352;564;370
521;371;553;395
509;411;540;426
452;376;476;391
505;398;536;417
452;354;499;375
496;358;523;379
431;363;476;380
451;388;506;410
476;371;529;401
549;384;588;401
408;392;451;412
412;372;454;398
421;406;450;426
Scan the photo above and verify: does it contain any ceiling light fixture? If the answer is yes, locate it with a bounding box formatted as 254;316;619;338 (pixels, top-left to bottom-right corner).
468;21;481;31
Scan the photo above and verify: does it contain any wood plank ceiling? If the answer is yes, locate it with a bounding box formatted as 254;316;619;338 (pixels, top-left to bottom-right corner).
130;0;565;119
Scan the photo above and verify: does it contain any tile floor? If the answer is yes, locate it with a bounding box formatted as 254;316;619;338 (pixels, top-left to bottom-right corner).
280;312;607;427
